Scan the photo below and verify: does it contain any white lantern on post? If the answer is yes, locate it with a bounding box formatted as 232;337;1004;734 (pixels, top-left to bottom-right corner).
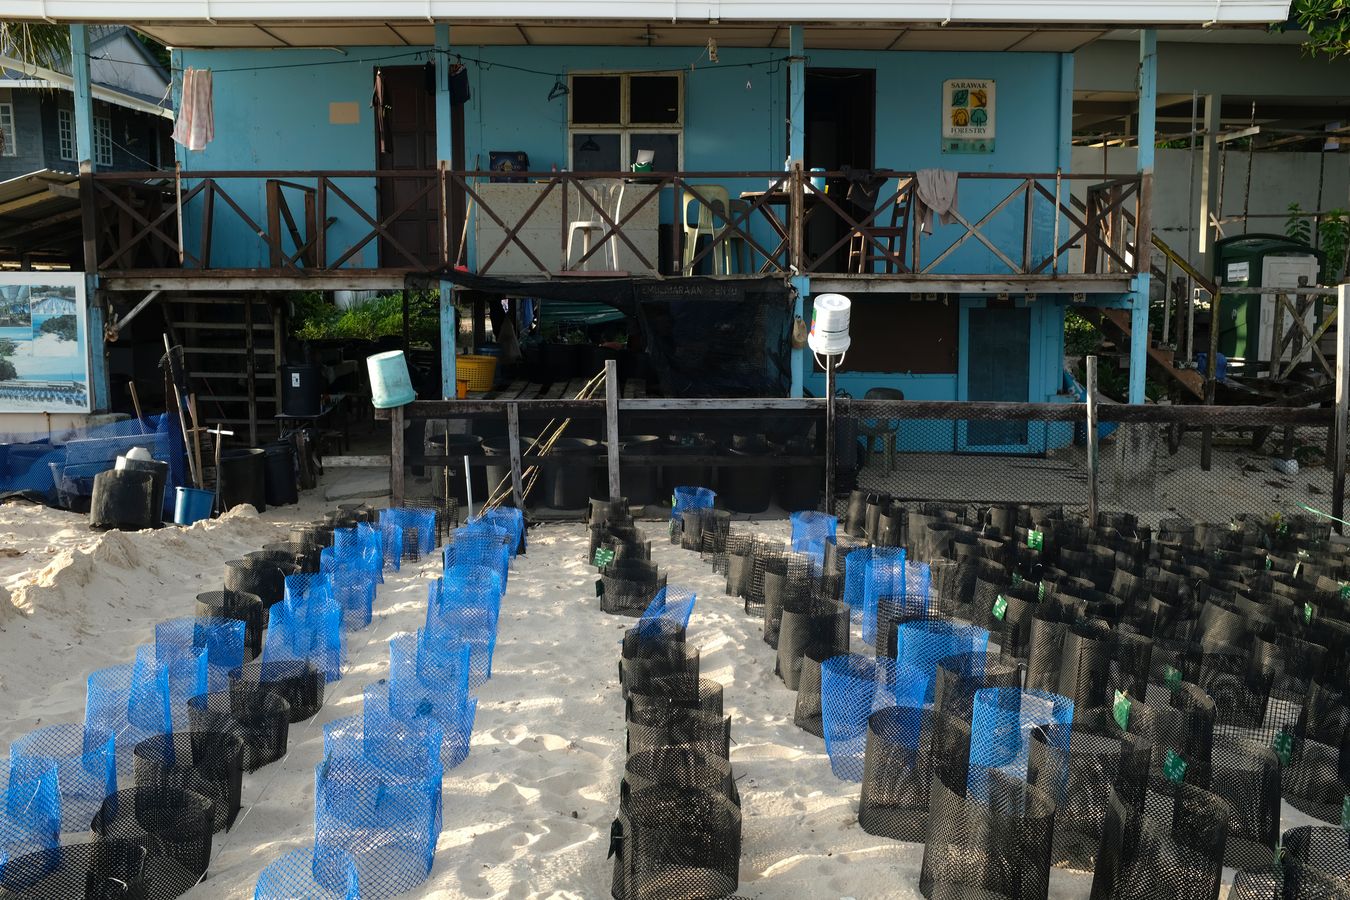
808;293;851;510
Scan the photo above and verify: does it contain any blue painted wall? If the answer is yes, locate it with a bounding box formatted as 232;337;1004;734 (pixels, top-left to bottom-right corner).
177;44;1072;273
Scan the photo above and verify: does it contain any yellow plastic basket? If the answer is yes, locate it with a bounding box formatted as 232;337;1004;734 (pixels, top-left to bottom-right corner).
457;354;498;392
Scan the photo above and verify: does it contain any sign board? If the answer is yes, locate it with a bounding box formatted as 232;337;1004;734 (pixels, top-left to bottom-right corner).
1225;261;1250;283
943;79;995;153
0;273;90;413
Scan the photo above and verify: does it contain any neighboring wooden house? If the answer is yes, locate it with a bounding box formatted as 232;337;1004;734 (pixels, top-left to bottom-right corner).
0;25;173;179
9;2;1294;449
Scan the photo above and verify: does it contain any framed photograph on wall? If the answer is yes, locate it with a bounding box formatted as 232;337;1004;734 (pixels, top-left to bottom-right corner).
0;272;90;413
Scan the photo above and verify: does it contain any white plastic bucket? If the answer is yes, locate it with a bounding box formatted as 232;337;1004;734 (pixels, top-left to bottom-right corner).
809;293;852;357
367;350;416;409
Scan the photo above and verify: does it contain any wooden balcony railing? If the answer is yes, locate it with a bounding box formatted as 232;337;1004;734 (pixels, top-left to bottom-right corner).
86;167;1142;281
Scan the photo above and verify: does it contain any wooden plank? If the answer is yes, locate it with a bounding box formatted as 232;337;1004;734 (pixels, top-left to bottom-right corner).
1099;308;1206;400
605;360;621;500
323;455;392;468
507;402;525;510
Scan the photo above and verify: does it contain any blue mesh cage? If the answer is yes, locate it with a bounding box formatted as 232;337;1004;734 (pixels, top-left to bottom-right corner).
892;621;990;704
323;709;444;783
8;724;116;833
333;524;385;578
859;550;914;646
254;845;361;900
844;547;901;621
443;527;511;587
84;656;172;769
425;577;500;690
968;687;1074;802
320;546;378;631
477;508;525;558
370;662;475;771
637;586;697;639
155;617;246;693
381;523;404;573
671;486;715;520
821;655;925;782
0;760;60;865
380;508;437;559
134;642;206;732
791;512;837;565
284;571;333;608
263;591;346;683
2;413;185;518
314;751;441;899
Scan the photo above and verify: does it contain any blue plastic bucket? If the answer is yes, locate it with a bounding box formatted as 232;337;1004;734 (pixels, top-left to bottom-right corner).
367;350;416;409
174;486;214;525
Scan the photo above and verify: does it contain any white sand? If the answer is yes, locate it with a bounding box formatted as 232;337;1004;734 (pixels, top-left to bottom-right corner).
0;494;1323;899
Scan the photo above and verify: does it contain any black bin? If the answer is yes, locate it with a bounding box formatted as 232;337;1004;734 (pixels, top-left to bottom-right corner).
262;442;298;507
218;448;267;513
281;365;321;417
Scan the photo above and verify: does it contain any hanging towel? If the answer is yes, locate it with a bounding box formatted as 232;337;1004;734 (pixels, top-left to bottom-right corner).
171;68;214;151
373;68;393;154
914;168;959;233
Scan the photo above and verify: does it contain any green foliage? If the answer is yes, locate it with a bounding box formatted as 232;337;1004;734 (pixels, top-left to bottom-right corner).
1320;210;1350;281
0;23;69;68
38;315;76;342
290;291;440;343
1064;311;1102;356
1291;0;1350;59
0;338;16;380
1286;202;1313;244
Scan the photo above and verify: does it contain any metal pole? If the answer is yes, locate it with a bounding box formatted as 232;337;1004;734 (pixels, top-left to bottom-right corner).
1333;284;1349;534
506;402;525;510
1201;287;1222;470
824;354;837;515
1086;355;1100;524
605;359;621;500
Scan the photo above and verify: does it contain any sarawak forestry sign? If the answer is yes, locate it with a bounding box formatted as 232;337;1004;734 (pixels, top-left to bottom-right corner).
943;79;995;153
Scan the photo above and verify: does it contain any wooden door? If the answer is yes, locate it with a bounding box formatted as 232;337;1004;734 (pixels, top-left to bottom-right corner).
376;65;439;268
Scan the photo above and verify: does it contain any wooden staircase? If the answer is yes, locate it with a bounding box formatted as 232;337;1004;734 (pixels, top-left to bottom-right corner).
1098;308;1206;400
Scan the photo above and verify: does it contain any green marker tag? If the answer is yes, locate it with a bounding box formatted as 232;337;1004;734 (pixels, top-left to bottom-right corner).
1304;603;1315;624
593;547;615;568
1341;795;1350;829
1164;665;1182;690
1113;690;1132;730
992;595;1008;621
668;519;678;538
1038;581;1046;601
595;580;604;597
1266;557;1273;571
1028;530;1044;551
1163;749;1188;784
1340;583;1349;604
1273;728;1294;766
1294;561;1303;579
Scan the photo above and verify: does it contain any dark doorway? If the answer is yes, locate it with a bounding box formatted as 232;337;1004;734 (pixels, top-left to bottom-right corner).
962;306;1032;451
375;65;446;269
804;68;876;272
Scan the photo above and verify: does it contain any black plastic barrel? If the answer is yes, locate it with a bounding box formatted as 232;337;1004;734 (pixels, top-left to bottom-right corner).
720;434;774;514
262;442;298;507
430;433;487;506
663;434;716;496
609;435;662;507
119;456;169;526
773;436;821;512
218;449;267;513
483;437;529;508
541;438;599;510
89;469;158;531
281;365;321;417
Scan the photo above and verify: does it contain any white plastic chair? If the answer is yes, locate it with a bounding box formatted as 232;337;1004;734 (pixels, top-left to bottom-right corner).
566;178;625;271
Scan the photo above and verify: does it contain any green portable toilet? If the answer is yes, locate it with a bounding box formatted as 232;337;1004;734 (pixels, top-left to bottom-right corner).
1214;234;1324;362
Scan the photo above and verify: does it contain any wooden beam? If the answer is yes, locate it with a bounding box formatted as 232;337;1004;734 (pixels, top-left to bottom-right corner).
1086;355;1099;524
605;359;621;500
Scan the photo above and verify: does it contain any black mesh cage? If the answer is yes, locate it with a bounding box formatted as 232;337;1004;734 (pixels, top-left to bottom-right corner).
1229;866;1349;900
1089;785;1233;900
698;512;734;570
228;658;325;723
1283;687;1350;823
932;651;1023;722
1207;734;1282;869
1281;825;1350;884
776;596;850;692
620;629;699;701
1131;682;1216;789
609;783;742;900
186;686;289;772
195;590;266;661
626;675;724;723
1025;711;1152;872
762;551;814;650
626;706;731;761
1197;646;1273;734
132;731;245;834
0;840;199;900
600;560;668;617
621;747;739;807
919;752;1057;900
90;787;213;888
858;705;969;843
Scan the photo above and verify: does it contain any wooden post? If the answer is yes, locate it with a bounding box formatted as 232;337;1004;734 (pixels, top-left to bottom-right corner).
605;359;621;500
789;164;804;272
506;402;525;510
79;161;98;274
1086;355;1100;524
390;404;405;506
1201;288;1222;470
824;354;837;514
244;294;258;446
1333;284;1349;534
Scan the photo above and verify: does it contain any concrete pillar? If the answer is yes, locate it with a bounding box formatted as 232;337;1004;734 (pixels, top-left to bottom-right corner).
1129;29;1157;405
1197;93;1223;273
788;25;805;167
70;25;95;168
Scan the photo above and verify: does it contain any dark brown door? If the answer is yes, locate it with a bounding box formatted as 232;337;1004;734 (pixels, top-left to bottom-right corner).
376;65;440;268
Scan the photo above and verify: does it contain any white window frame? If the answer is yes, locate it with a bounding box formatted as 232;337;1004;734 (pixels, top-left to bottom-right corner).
567;71;684;171
94;114;113;167
57;108;75;161
0;103;15;157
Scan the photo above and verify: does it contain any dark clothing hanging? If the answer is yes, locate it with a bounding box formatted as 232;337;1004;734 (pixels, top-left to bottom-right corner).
373;67;394;154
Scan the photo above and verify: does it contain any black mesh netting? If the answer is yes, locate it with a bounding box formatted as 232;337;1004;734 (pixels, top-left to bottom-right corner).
620;628;699;701
933;652;1023;721
1281;825;1350;884
131;732;244;834
0;840;199;900
698;512;734;570
186;686;289;772
1207;733;1281;869
621;747;739;807
919;749;1056;900
223;555;296;608
590;524;651;567
858;705;969;843
228;658;325;723
195;590;266;661
90;788;212;888
1129;682;1216;790
777;595;850;692
725;541;755;600
600;560;669;617
1283;682;1350;823
626;704;731;761
762;551;814;650
1197;646;1274;734
609;783;742;900
1228;866;1348;900
1089;785;1232;900
1024;711;1151;872
626;675;724;723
